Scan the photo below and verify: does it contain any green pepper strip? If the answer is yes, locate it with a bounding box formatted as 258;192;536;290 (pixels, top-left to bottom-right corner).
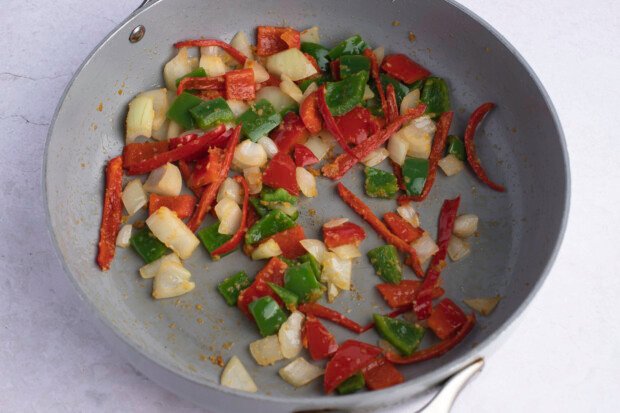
218;271;251;306
284;262;324;303
336;372;366;394
339;55;371;80
367;244;402;284
189;97;235;130
130;227;168;263
324;71;367;116
166;91;204;129
420;76;450;117
245;209;296;244
364;167;398;199
197;221;233;256
401;157;429;196
237;99;283;142
301;42;331;72
373;314;425;356
327;35;367;60
175;67;207;87
248;296;288;337
446;135;465;161
268;282;299;310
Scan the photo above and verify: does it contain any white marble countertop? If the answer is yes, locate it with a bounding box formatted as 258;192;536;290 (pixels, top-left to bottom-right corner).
1;0;619;411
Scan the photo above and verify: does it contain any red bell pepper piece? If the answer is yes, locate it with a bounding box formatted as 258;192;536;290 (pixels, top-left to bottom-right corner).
322;222;366;249
176;76;225;96
178;160;203;197
304;53;321;72
383;212;424;243
224;68;255;100
297;303;365;334
262;152;300;196
187;125;240;231
256;26;300;56
428;298;468;340
259;73;281;88
329;59;340;81
464;102;505;192
293;144;319;167
96;156;123;271
148;194;196;219
334;107;379;145
363;48;388;119
363;358;404;390
376;280;445;309
321;104;427;180
169;126;230;161
386;314;476;364
303;315;339;360
174;39;247;64
336;183;424;277
271;112;309;154
324;340;383;393
194;89;225;101
269;225;306;259
398;111;453;204
188;147;224;189
211;176;250;257
316;85;357;158
381;54;431;84
122;141;169;170
299;91;323;134
385;83;398;123
237;257;288;317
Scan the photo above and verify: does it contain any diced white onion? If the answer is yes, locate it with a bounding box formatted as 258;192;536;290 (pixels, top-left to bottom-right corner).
280;74;304;103
318;130;337;148
217;177;243;204
126;95;154;143
243;166;263;195
464;296;501;316
321;252;352;290
362;148;389;167
167;120;183;139
233;139;268;169
115;224;132;248
200;45;232;64
143;163;182;197
301;82;318;100
244;59;270;83
304;135;329;161
330;243;361;260
227;100;250;117
122;179;147;216
252;239;283;260
373;46;385;65
215;197;242;234
378;338;399;354
139;253;181;279
151;119;169;141
146;206;200;259
447;235;471;262
300;26;320;43
411;232;439;264
438;154;465;176
137;88;169;131
363;84;375;101
400;89;420;116
221;356;258;393
230;31;254;61
152;260;195;299
257;136;279;159
327;282;339;303
279;357;324;388
199;54;229;77
397;116;435;159
300;239;327;263
249;335;284;366
397;203;420;227
163;47;194;90
388;134;408;166
256;86;298;113
453;214;479;238
266;48;318;81
278;311;305;359
272;202;298;217
296;167;317;197
323;217;349;228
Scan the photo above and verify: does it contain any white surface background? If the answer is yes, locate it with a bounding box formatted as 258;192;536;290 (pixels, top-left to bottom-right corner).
1;0;619;411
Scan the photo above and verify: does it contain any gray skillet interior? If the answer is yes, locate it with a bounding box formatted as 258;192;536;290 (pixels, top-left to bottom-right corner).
45;0;569;411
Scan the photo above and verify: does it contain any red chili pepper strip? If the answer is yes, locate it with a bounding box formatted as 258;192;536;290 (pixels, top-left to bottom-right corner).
96;156;123;271
174;39;247;64
363;358;404;390
390;159;406;191
297;303;365;334
363;48;388;119
336;183;424;277
322;104;427;180
123;141;169;170
376;280;445;308
210;176;249;257
324;340;383;393
299;91;322;135
316;85;357;158
385;314;476;364
385;83;398;123
330;59;340;81
398;111;454;204
176;76;225;96
383;212;424;243
178;160;204;198
237;257;288;317
464;102;506;192
187;125;240;232
381;54;430;84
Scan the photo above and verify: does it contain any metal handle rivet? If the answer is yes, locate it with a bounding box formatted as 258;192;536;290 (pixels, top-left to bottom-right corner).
129;25;145;43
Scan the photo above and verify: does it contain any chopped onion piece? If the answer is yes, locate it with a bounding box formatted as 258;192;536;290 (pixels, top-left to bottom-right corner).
122;179;147;216
397;203;420;227
249;335;284;366
152;260;195;299
256;86;297;113
378;339;399;354
447;235;470;262
143;163;182;196
217;177;243;204
300;239;327;263
301;82;318;100
398;115;435;159
362;147;389;167
137;88;169;131
411;232;439;264
464;296;501;316
146;206;200;259
221;356;258;393
300;26;320;43
304;135;329;161
218;206;242;236
373;46;385;65
243;166;263;195
227;100;250;117
257;136;279;159
244;59;270;83
251;239;283;260
327;282;339;303
330;243;361;259
280;74;304;103
453;214;479;238
363;84;375;101
215;197;240;228
167;120;183;139
279;311;305;359
323;217;349;228
233;139;268;169
151;120;169;141
296;167;317;197
199;54;229;77
266;48;318;81
163;47;193;90
272;202;298;217
279;357;324;388
139;253;181;279
321;252;352;290
388;133;408;166
126;95;154;143
230;31;253;60
400;89;420;116
318;130;337;148
115;224;132;248
438;154;465;176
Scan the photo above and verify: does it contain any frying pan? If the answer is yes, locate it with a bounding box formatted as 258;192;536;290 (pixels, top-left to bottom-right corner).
44;0;569;411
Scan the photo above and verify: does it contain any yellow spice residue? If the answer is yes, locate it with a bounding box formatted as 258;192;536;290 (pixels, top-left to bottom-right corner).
392;20;401;27
308;208;317;217
96;102;103;112
195;304;203;311
196;318;204;324
408;31;416;42
118;89;123;95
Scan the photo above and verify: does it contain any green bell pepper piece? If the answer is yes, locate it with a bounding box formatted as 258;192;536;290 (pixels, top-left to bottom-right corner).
298;74;330;93
245;210;296;244
364;167;398;199
237;99;283;142
166;91;204;129
261;187;298;204
248;296;287;337
336;372;365;394
175;67;207;87
189;97;234;130
300;42;330;72
402;157;429;196
250;197;269;217
408;79;424;91
420;76;450;117
446;135;465;161
327;35;367;60
299;253;321;280
130;228;168;263
268;282;299;310
380;74;410;105
373;314;425;356
284;262;324;303
217;271;251;306
197;221;233;256
339;55;371;80
367;244;402;284
364;95;384;117
325;71;367;116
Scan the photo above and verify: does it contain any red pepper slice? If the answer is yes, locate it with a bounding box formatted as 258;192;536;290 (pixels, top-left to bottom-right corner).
322;221;366;249
269;225;306;259
224;68;255;100
336;183;424;277
381;54;431;84
256;26;300;56
271;112;309;154
398;111;454;204
174;39;247;64
329;59;340;81
303;315;339;360
148;194;196;219
187;125;240;231
176;76;225;96
363;358;404;390
211;176;250;257
297;303;365;334
293;144;319;167
169;127;230;162
376;280;445;309
428;298;468;340
321;104;427;180
383;212;424;243
363;48;388;119
316;84;357;158
188;147;224;189
178;160;203;197
324;340;383;393
334;107;379;145
386;314;476;364
464;102;505;192
262;152;300;196
259;73;281;88
299;91;323;134
237;257;288;317
385;83;398;123
390;159;406;191
122;141;169;170
96;156;123;271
